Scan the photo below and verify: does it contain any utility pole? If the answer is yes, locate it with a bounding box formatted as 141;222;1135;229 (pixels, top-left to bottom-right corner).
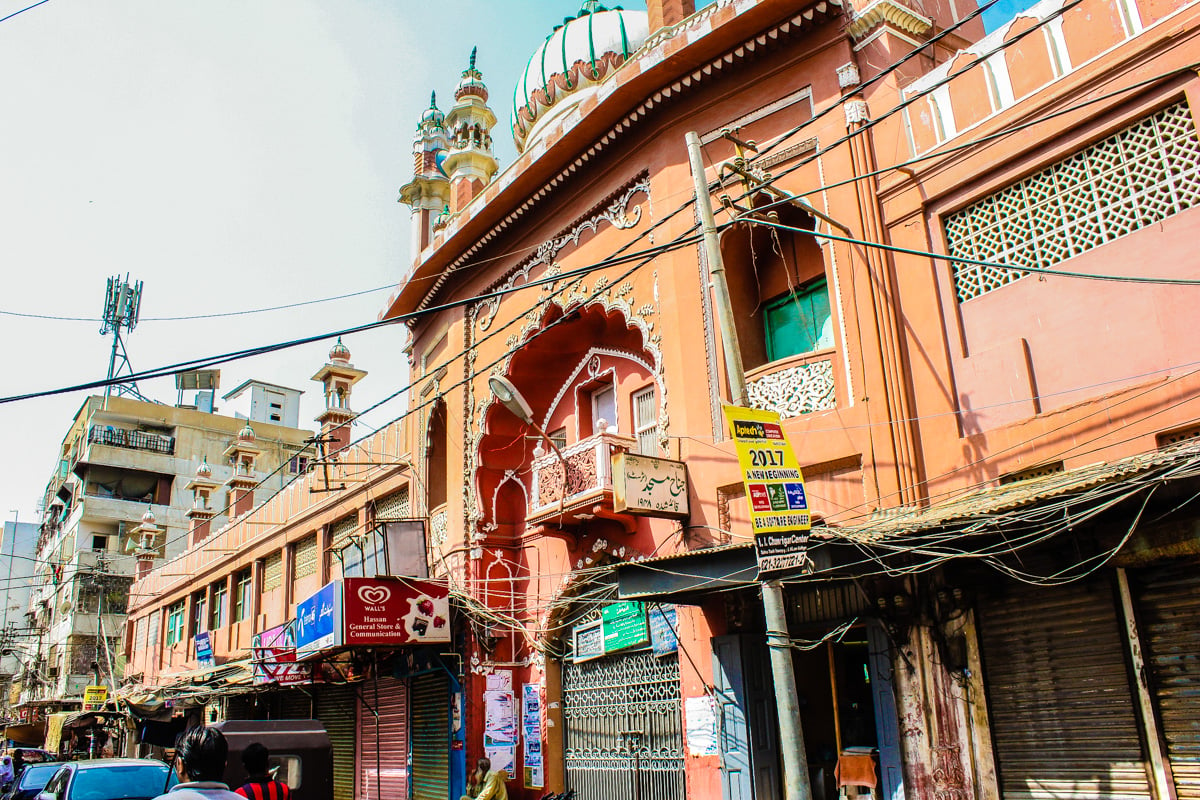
686;130;813;800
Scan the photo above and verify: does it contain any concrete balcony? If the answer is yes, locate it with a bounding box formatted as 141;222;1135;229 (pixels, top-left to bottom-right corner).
76;427;177;478
528;432;637;532
745;349;838;419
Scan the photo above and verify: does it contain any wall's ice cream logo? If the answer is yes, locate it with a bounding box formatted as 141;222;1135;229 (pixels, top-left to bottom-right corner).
357;585;391;606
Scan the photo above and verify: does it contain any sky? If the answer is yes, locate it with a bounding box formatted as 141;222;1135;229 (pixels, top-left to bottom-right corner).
0;0;651;523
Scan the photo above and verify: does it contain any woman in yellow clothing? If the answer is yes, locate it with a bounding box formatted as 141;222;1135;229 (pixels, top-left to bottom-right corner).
462;757;508;800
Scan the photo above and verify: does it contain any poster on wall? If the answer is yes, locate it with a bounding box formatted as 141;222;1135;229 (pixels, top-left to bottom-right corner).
648;604;678;657
484;670;517;775
252;620;309;685
522;683;544;789
685;696;719;756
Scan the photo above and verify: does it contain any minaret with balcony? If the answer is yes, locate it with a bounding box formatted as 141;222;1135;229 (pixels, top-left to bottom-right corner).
223;422;260;517
312;337;367;456
442;48;499;214
399;92;452;261
186;458;220;546
133;507;163;581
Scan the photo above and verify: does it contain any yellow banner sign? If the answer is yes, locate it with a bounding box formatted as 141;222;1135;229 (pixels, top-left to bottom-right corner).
82;685;108;711
723;405;811;573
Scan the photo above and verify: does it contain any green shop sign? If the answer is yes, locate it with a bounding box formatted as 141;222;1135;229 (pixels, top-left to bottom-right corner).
601;601;650;653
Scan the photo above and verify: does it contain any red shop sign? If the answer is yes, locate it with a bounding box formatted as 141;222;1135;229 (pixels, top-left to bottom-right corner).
343;577;451;645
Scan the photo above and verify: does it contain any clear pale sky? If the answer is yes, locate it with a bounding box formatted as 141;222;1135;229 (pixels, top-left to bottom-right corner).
0;0;650;523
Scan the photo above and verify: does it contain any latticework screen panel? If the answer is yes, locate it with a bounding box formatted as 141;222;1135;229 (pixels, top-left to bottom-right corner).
945;101;1200;303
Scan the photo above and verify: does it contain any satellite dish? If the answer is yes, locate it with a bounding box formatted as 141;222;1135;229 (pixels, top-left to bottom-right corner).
59;599;74;615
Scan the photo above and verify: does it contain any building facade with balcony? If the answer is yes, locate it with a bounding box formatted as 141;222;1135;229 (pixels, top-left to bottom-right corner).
379;0;1200;799
23;389;312;711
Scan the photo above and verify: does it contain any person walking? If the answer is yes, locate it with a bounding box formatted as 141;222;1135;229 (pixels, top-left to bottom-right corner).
233;744;289;800
152;727;242;800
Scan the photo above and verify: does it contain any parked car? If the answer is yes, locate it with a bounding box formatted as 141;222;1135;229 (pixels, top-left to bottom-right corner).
4;763;61;800
35;760;176;800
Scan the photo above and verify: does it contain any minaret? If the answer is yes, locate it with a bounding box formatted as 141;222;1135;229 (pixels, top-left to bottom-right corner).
223;422;260;517
443;48;499;213
186;458;220;546
399;92;452;262
312;337;367;456
133;507;163;582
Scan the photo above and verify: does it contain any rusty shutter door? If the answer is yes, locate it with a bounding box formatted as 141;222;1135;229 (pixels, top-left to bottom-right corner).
411;672;450;800
977;576;1151;800
1131;562;1200;799
317;684;357;800
357;676;408;800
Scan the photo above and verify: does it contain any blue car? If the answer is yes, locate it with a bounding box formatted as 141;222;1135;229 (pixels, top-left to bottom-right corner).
4;763;62;800
35;760;177;800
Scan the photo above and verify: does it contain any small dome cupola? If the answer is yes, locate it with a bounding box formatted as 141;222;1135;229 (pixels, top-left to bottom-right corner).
196;458;213;479
419;91;445;130
329;336;352;364
512;1;650;153
456;47;488;102
238;421;256;444
141;506;157;526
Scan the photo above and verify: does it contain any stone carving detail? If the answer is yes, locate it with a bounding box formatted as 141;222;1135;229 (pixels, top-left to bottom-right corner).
476;178;650;330
746;359;836;418
431;507;448;548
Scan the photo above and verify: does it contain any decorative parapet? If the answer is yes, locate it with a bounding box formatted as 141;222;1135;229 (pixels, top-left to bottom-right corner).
846;0;932;40
529;432;635;518
746;357;836;419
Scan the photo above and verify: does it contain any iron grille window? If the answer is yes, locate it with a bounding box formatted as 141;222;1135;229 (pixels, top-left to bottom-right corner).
945;101;1200;303
330;515;358;550
294;533;319;579
134;615;148;654
263;551;283;592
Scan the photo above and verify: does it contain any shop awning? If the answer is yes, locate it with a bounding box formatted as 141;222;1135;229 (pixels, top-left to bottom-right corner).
616;439;1200;601
3;722;45;746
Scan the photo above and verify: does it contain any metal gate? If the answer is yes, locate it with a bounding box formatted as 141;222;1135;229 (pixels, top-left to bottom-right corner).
411;672;450;800
562;651;685;800
317;684;357;800
1132;561;1200;800
977;575;1151;800
358;676;408;800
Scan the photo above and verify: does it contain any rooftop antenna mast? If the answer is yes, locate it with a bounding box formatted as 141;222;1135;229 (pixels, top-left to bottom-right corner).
99;274;149;405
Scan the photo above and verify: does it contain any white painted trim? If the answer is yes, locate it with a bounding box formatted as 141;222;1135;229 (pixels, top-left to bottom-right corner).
984;53;1016;110
540;347;659;433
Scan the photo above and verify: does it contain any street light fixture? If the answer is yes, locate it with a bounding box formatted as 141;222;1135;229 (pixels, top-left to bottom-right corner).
488;376;569;512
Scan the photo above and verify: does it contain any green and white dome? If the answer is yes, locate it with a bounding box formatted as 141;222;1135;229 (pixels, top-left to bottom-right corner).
512;2;649;153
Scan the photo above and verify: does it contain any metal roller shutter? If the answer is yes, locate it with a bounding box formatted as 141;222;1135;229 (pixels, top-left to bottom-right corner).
411;672;450;800
1132;562;1200;800
358;676;408;800
276;688;312;719
317;684;357;800
977;576;1151;800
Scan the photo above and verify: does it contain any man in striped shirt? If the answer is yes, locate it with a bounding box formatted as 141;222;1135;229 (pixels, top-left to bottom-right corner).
234;744;289;800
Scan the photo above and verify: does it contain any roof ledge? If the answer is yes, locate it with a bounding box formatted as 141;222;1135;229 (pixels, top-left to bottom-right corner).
846;0;932;40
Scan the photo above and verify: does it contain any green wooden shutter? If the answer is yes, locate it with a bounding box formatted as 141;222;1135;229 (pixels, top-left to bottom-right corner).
764;279;832;361
411;672;450;800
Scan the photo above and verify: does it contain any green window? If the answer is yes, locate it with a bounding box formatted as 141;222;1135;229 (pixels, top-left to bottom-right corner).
764;278;833;362
165;601;186;646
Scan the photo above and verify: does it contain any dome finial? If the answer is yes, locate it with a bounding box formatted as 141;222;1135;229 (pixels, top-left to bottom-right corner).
469;46;477;71
430;90;438;109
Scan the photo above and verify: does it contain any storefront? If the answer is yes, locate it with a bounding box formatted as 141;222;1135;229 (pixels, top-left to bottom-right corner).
357;675;409;800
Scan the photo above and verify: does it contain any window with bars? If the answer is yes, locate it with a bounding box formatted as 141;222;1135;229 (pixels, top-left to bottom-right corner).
632;386;658;455
263;551;283;592
165;601;186;646
293;533;319;580
945;101;1200;303
233;568;253;622
210;582;227;630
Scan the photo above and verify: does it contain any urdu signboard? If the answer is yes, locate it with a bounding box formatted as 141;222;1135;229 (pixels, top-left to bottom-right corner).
295;581;343;658
612;453;689;518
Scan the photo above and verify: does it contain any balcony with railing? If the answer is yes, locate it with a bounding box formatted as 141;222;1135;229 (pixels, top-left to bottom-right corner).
745;348;837;419
88;425;175;455
528;432;638;532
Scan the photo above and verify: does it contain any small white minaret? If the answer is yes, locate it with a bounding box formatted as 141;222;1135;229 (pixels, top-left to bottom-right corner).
399;92;452;261
443;48;499;214
133;506;163;581
186;458;220;546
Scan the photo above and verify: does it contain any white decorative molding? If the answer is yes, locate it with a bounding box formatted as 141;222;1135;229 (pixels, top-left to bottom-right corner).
475;178;650;330
836;62;861;89
846;0;932;40
746;359;836;418
844;99;870;126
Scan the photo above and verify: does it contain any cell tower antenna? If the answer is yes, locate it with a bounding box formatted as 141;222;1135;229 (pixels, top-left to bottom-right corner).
99;274;151;404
